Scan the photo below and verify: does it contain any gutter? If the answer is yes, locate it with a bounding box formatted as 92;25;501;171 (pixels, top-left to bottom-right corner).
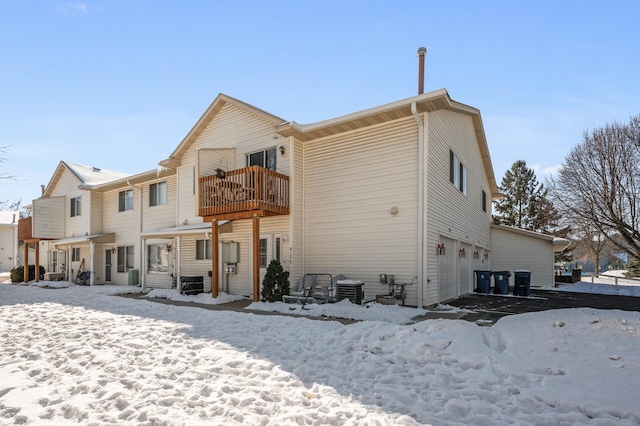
411;102;425;309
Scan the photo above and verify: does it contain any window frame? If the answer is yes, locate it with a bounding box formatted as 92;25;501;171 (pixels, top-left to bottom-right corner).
71;247;81;262
195;239;212;260
70;196;82;217
449;150;467;195
149;181;167;207
117;245;135;273
147;243;170;274
246;147;277;171
118;189;133;212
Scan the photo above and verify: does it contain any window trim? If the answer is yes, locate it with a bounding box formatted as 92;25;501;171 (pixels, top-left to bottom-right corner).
119;189;133;212
449;150;466;195
246;147;277;171
70;196;81;217
117;245;135;273
195;239;212;260
149;181;167;207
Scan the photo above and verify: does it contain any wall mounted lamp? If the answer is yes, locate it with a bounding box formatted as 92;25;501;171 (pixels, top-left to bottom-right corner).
279;145;286;156
437;243;446;255
459;248;466;258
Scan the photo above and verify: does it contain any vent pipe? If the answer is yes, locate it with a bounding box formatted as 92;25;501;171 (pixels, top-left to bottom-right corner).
417;47;427;95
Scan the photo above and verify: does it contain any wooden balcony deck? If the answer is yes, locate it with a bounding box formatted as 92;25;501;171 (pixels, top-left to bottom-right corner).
198;166;290;220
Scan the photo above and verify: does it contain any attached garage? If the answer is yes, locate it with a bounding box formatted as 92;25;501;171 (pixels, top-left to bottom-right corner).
491;224;558;288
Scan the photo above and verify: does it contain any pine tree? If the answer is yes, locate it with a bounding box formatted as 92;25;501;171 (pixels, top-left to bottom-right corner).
493;160;561;234
260;259;290;302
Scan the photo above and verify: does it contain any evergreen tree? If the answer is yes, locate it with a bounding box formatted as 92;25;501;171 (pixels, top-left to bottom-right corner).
260;259;290;302
493;160;561;234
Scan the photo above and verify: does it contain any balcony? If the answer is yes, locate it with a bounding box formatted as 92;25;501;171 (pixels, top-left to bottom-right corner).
18;216;33;241
198;166;290;219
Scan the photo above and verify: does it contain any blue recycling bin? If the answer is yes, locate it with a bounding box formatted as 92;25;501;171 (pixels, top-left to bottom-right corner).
513;270;531;296
492;271;511;295
474;270;492;294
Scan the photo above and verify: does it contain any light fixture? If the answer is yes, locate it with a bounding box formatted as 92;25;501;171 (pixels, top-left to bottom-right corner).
473;250;479;259
215;168;226;179
459;248;466;258
279;145;286;156
437;243;446;255
111;247;116;254
390;206;398;215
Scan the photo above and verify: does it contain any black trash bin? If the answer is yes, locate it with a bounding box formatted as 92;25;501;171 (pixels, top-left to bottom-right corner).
474;270;492;294
513;270;531;296
492;271;511;295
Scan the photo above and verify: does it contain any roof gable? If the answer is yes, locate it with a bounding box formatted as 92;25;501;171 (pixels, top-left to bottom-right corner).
161;93;286;167
42;161;130;197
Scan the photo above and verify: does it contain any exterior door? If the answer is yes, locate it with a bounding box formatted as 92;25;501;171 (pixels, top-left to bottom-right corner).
105;249;112;283
257;234;282;292
438;236;457;302
459;242;473;295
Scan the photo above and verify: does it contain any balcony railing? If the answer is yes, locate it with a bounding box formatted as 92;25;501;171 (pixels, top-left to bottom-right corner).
198;166;290;217
18;216;32;240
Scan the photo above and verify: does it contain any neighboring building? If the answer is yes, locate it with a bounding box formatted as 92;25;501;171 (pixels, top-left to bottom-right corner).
0;211;19;272
20;88;508;307
491;224;570;288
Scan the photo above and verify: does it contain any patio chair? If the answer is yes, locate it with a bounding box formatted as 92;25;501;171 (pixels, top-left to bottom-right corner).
282;274;317;304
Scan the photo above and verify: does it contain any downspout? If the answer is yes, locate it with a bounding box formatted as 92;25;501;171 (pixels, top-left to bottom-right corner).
127;179;144;289
412;101;425;309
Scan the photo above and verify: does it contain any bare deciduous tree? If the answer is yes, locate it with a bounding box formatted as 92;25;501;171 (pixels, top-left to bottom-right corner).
549;114;640;260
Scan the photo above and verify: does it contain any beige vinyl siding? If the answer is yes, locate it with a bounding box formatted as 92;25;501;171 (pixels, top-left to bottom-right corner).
90;192;104;235
48;169;92;238
32;196;65;239
178;103;290;226
143;175;177;231
425;110;492;306
303;117;419;302
103;187;141;285
491;226;554;288
290;136;304;285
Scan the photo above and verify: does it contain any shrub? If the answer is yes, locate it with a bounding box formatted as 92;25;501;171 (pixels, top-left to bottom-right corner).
260;260;290;302
10;265;45;283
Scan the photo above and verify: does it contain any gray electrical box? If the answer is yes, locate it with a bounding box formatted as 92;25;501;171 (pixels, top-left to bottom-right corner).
222;242;239;263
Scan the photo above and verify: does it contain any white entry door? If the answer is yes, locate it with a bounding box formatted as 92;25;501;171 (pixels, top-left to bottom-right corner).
256;234;283;295
438;236;457;302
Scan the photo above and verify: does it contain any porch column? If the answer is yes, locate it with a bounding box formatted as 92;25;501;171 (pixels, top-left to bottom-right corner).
35;241;40;282
252;214;260;302
211;220;219;297
23;242;28;282
89;242;95;286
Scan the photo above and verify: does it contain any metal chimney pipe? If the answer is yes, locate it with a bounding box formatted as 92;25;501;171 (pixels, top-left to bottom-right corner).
417;47;427;95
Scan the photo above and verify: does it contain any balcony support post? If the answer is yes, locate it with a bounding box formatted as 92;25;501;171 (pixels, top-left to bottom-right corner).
252;214;260;302
23;242;28;283
35;241;40;282
211;220;219;298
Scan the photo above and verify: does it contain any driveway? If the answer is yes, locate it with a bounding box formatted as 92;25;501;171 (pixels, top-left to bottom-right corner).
445;288;640;324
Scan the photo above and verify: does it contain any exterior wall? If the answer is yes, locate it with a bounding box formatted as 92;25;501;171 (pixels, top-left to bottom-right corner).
290;136;304;285
302;117;420;303
177;103;289;227
0;224;18;272
49;168;93;238
425;110;492;305
90;192;104;235
491;226;554;288
32;197;65;239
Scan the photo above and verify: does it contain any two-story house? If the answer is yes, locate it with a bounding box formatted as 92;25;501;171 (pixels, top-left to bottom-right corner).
21;88;501;308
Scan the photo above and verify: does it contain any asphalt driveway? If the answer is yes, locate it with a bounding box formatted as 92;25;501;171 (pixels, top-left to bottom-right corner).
446;288;640;324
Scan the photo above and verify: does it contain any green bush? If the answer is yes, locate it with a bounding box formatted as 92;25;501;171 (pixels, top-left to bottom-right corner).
10;265;46;283
260;260;290;302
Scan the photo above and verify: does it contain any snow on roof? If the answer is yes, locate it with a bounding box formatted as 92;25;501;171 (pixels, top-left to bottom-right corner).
0;210;19;225
64;161;131;186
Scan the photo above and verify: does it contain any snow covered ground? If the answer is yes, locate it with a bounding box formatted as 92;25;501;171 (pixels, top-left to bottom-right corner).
1;274;639;425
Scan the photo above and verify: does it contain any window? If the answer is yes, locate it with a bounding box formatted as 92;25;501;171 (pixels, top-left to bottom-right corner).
117;246;135;272
52;251;58;273
119;189;133;212
149;181;167;207
147;244;169;273
246;148;277;171
449;150;466;194
70;196;81;217
259;238;268;268
482;190;487;212
195;239;212;260
71;247;81;262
